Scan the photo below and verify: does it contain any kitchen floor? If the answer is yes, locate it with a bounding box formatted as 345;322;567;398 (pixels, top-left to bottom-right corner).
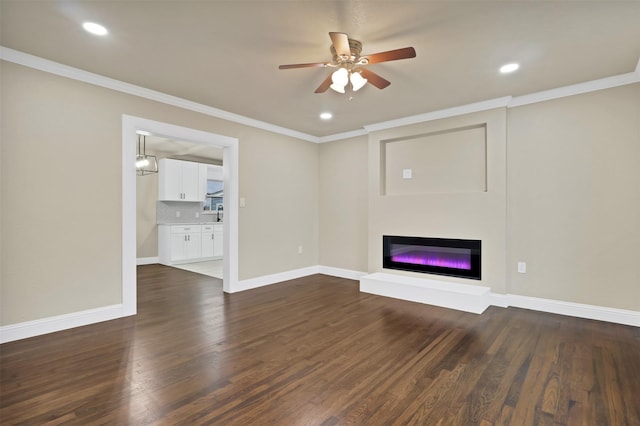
170;260;223;279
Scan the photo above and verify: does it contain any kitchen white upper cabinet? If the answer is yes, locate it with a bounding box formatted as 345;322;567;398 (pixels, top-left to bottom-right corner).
158;159;204;202
199;164;208;202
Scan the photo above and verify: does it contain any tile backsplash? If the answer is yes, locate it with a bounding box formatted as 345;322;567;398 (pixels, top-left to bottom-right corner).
156;201;222;224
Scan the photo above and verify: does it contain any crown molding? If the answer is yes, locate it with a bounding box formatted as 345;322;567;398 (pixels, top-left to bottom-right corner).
0;46;320;143
363;97;513;133
508;72;640;108
317;128;369;143
3;46;639;143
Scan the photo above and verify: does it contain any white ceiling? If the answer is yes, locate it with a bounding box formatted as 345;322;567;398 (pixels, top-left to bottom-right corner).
139;134;223;163
2;1;639;138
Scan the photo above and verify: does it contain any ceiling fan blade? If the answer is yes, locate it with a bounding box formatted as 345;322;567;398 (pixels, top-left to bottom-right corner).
362;47;416;64
329;32;350;57
314;74;333;93
358;68;391;89
279;62;328;69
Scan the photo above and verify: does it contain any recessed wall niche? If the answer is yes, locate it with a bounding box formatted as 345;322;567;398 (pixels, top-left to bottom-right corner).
382;124;487;195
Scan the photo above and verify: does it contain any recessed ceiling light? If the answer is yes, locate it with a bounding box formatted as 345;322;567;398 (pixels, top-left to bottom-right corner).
500;63;519;74
320;112;333;120
82;22;108;36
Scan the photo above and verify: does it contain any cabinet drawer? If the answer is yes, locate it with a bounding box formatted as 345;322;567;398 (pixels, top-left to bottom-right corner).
202;225;214;232
171;225;201;233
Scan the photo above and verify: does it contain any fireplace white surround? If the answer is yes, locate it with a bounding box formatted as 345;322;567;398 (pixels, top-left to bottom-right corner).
360;272;491;314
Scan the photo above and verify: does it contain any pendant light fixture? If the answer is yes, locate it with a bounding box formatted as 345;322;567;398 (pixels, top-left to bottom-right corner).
136;134;158;176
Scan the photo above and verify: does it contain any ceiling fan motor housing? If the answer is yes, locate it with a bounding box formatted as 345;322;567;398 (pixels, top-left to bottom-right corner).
278;32;415;93
331;39;363;66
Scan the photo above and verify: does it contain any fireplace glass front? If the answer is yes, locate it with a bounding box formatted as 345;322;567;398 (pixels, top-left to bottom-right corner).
383;236;481;280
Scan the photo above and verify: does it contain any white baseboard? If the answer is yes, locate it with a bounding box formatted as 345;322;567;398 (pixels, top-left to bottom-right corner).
137;257;159;265
3;267;637;344
0;304;130;344
233;266;321;293
360;272;491;314
504;294;640;327
317;266;367;281
487;292;510;308
233;265;366;292
354;272;638;326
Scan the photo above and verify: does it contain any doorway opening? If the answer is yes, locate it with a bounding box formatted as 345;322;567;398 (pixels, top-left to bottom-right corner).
122;115;239;316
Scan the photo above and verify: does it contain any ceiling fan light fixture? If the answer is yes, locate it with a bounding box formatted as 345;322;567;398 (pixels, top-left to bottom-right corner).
279;32;415;94
329;83;346;94
330;67;349;93
350;71;367;91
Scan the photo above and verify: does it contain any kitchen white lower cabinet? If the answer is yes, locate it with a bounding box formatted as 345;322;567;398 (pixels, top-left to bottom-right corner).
202;226;214;258
202;224;224;259
160;225;202;263
213;224;223;258
159;224;222;265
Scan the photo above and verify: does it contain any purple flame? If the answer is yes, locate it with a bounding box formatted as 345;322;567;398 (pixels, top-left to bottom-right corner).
391;250;471;270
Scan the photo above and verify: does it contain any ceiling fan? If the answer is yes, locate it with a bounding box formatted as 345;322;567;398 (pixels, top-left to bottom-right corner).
279;32;416;94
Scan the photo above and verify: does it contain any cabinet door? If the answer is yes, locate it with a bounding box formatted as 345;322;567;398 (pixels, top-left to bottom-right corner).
201;231;214;258
170;233;187;261
186;232;202;259
181;161;201;201
198;164;209;202
159;159;183;201
213;230;223;257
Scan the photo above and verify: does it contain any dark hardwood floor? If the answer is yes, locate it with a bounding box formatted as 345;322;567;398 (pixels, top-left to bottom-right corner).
1;265;639;425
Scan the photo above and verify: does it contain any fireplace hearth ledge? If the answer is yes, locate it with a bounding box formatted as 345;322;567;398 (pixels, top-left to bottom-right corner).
360;272;491;314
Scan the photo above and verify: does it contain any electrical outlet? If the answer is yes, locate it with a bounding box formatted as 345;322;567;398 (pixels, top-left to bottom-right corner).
176;211;181;218
195;212;199;218
517;262;527;273
402;169;413;179
298;245;303;254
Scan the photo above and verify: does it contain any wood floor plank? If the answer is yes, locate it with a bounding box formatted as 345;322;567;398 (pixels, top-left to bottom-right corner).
1;265;639;425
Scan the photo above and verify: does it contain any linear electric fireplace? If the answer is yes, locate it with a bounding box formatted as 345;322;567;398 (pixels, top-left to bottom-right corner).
383;236;481;280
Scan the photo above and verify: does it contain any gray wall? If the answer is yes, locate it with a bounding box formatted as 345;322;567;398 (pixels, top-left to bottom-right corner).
136;169;159;259
506;84;640;310
1;61;319;325
367;108;507;293
2;58;638;328
317;84;640;311
318;135;369;272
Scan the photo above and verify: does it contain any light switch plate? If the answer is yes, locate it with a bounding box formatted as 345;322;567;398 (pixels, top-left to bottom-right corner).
517;262;527;273
402;169;412;179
